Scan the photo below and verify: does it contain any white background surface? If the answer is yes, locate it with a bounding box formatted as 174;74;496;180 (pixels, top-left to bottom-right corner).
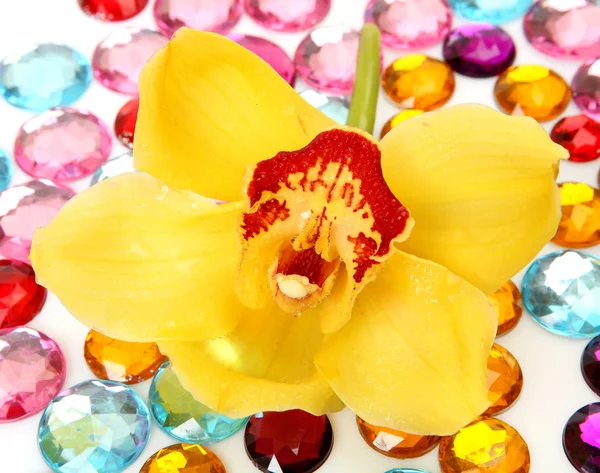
0;1;599;472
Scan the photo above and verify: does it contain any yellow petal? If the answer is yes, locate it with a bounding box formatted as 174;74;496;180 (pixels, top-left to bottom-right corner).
159;301;344;418
30;173;247;342
135;28;335;202
314;251;496;436
379;103;567;295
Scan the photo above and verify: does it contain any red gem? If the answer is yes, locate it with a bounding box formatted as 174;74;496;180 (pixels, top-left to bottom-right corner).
114;99;139;149
244;410;333;473
0;261;47;329
78;0;149;21
551;115;600;163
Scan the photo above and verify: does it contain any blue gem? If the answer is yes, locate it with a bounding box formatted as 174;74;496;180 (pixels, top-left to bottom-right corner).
448;0;534;24
91;152;135;185
0;44;92;111
0;150;13;191
522;250;600;338
149;361;249;444
385;469;432;473
38;379;151;473
299;90;349;125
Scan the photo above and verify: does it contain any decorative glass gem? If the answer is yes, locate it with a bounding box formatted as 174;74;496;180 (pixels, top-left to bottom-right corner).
245;410;334;473
522;250;600;338
490;280;523;337
380;110;425;139
0;44;91;112
231;34;295;85
382;55;455;110
92;28;168;96
484;344;523;416
14;108;112;182
140;444;227;473
582;336;600;396
115;98;138;149
154;0;243;38
447;0;533;24
494;65;571;122
438;417;530;473
552;183;600;249
386;470;432;473
245;0;331;32
572;58;600;123
364;0;452;51
551;115;600;163
91;152;135;185
78;0;149;21
299;90;349;125
356;416;440;459
0;180;74;263
442;23;515;78
0;150;12;191
0;327;65;423
0;260;46;329
563;403;600;473
523;0;600;61
38;379;151;473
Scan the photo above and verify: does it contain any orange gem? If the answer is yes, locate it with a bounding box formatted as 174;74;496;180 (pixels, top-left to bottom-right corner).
356;416;441;459
84;329;167;384
485;344;523;416
140;444;226;473
380;109;425;139
489;280;523;336
552;182;600;248
494;65;571;122
382;55;455;111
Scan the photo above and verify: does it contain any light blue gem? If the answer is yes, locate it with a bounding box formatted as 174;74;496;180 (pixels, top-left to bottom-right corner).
522;250;600;338
448;0;534;24
38;379;151;473
91;152;135;185
0;44;92;111
385;469;432;473
300;89;350;125
149;361;249;444
0;150;13;191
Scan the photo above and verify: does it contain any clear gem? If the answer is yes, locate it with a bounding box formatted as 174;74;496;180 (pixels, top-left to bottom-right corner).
448;0;533;24
0;327;65;423
563;403;600;473
0;44;91;111
572;58;600;123
230;34;295;85
582;336;600;396
551;115;600;162
140;444;227;473
92;28;168;96
79;0;149;21
299;89;349;124
0;150;13;191
0;260;47;329
38;379;151;473
245;0;331;32
522;250;600;338
91;152;135;185
114;98;138;149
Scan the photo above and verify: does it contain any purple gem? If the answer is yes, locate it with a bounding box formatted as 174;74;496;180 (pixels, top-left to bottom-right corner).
442;22;516;78
582;336;600;396
564;403;600;473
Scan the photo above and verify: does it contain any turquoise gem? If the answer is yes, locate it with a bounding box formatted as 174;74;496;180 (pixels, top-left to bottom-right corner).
386;469;432;473
448;0;534;24
91;152;135;185
0;150;13;191
522;250;600;338
149;361;249;444
299;90;349;125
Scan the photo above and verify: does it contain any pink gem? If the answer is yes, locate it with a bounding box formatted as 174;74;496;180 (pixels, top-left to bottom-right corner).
92;28;168;95
230;34;295;85
0;180;75;263
14;108;112;182
153;0;242;38
0;327;66;423
524;0;600;60
365;0;452;50
245;0;331;32
573;58;600;123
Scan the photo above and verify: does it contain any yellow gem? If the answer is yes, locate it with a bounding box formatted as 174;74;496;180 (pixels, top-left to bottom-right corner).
380;110;425;139
552;182;600;248
140;444;226;473
489;280;523;336
485;344;523;416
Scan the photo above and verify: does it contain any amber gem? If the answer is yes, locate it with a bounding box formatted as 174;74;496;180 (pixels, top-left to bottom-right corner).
485;344;523;416
489;280;523;336
140;444;226;473
380;110;425;139
552;183;600;249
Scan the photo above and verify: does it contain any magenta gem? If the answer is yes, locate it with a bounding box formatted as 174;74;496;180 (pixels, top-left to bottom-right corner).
443;23;516;78
582;336;600;396
244;0;331;32
0;180;75;263
365;0;452;50
564;403;600;473
92;28;168;95
573;58;600;123
153;0;242;38
524;0;600;61
0;327;66;423
230;34;295;85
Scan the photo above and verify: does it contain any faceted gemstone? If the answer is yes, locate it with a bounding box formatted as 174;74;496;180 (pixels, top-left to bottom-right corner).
154;0;243;38
494;65;571;122
230;34;295;85
245;0;331;32
439;417;530;473
552;183;600;249
524;0;600;61
245;410;334;473
299;90;349;125
563;403;600;473
0;180;75;263
356;416;440;458
364;0;452;51
140;444;227;473
572;59;600;123
114;98;139;149
386;470;432;473
79;0;149;21
149;361;248;443
91;152;135;185
551;115;600;162
582;336;600;396
0;150;12;191
489;280;523;337
484;344;523;416
14;108;112;182
38;379;151;473
92;28;169;96
0;44;91;111
0;327;65;422
443;23;516;78
448;0;533;24
0;261;46;329
522;250;600;338
380;109;425;139
382;55;455;110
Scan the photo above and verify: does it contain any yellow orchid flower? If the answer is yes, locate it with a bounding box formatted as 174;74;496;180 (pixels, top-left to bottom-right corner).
30;28;567;436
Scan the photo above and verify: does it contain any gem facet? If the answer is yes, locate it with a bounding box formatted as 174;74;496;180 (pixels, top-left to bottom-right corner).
38;379;151;473
490;280;523;336
563;403;600;473
78;0;149;21
92;28;168;96
140;444;227;473
552;183;600;249
231;35;295;85
0;261;46;329
245;0;331;32
448;0;533;24
485;344;523;416
582;336;600;396
439;417;530;473
299;90;349;125
551;115;600;163
494;65;571;122
245;410;334;473
0;44;91;111
382;55;455;110
14;108;112;182
115;99;138;149
91;152;135;185
380;109;425;139
154;0;242;37
0;150;12;191
522;250;600;338
0;327;65;423
572;58;600;123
